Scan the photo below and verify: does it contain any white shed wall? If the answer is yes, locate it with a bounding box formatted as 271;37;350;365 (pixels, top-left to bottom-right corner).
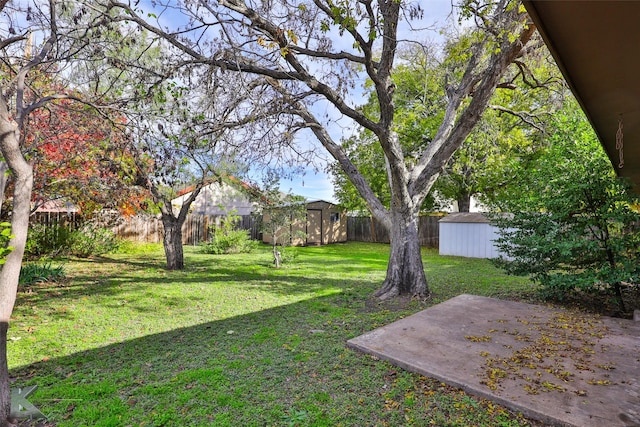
439;222;503;259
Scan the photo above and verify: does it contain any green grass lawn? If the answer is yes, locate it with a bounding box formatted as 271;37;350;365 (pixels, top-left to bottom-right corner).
10;242;541;426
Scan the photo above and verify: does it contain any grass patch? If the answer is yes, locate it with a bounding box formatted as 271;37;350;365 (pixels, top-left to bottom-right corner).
9;242;539;426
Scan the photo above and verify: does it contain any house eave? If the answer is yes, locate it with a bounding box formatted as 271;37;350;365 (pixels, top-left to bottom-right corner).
523;0;640;191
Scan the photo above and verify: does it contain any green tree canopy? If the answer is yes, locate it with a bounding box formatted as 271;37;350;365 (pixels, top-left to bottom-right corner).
490;99;640;315
330;36;564;213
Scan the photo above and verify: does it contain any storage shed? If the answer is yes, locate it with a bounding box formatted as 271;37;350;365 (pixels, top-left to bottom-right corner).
439;213;503;259
263;200;347;246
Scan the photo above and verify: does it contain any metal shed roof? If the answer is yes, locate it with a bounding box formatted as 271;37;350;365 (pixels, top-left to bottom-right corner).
439;212;490;224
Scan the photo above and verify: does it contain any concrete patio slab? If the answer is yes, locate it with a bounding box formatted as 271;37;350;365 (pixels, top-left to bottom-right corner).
347;294;640;427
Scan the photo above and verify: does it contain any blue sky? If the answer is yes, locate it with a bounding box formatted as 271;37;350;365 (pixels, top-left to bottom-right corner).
279;0;458;203
280;167;336;202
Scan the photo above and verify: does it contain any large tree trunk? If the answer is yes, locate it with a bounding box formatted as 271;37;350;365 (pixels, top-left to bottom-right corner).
457;194;472;213
0;323;8;427
0;105;33;426
161;215;184;270
374;210;428;300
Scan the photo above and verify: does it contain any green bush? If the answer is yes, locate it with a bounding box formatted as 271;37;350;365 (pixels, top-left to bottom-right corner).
0;221;13;264
69;224;120;258
26;222;120;259
489;103;640;315
19;262;65;286
201;214;258;255
492;165;640;314
25;223;74;259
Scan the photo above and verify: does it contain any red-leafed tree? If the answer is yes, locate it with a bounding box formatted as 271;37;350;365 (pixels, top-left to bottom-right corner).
22;97;146;216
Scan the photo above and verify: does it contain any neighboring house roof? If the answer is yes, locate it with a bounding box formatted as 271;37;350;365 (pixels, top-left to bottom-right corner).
302;199;340;206
175;176;262;199
173;174;342;216
171;180;256;216
34;199;79;213
275;199;344;209
523;1;640;191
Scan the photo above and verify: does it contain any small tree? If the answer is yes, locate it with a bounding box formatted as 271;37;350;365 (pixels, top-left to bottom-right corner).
491;102;640;315
81;22;288;270
201;212;257;255
261;198;307;267
256;174;307;267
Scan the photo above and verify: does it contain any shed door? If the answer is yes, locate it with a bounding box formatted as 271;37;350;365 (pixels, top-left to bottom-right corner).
307;210;322;245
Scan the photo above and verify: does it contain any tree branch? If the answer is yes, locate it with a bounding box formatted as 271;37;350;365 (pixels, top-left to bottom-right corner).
489;104;546;132
0;34;26;51
218;0;380;134
411;15;536;203
266;78;390;227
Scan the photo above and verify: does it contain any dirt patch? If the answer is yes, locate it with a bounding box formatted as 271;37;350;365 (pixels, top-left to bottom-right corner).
553;285;640;319
361;294;423;313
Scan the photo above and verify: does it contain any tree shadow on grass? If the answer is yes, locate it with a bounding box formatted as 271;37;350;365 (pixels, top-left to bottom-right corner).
9;245;551;426
10;292;414;427
10;291;547;427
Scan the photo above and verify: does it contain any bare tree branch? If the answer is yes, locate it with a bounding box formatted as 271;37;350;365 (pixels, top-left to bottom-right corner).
489;104;546;132
0;34;26;51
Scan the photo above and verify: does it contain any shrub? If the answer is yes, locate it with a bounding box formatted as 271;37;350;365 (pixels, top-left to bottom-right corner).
0;221;13;263
201;214;258;255
492;169;640;314
25;223;74;259
489;104;640;315
69;224;120;258
26;222;120;259
19;262;65;286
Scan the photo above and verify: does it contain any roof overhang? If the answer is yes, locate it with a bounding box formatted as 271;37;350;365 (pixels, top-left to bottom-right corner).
523;0;640;190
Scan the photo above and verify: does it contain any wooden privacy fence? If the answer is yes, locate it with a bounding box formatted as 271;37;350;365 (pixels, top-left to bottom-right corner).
347;215;445;248
112;214;261;245
30;211;444;248
31;211;83;230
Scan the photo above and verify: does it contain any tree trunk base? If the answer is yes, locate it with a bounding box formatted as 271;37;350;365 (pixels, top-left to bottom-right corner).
374;279;430;301
373;282;400;300
613;282;626;313
0;322;10;427
373;212;430;300
273;250;281;268
162;218;185;271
